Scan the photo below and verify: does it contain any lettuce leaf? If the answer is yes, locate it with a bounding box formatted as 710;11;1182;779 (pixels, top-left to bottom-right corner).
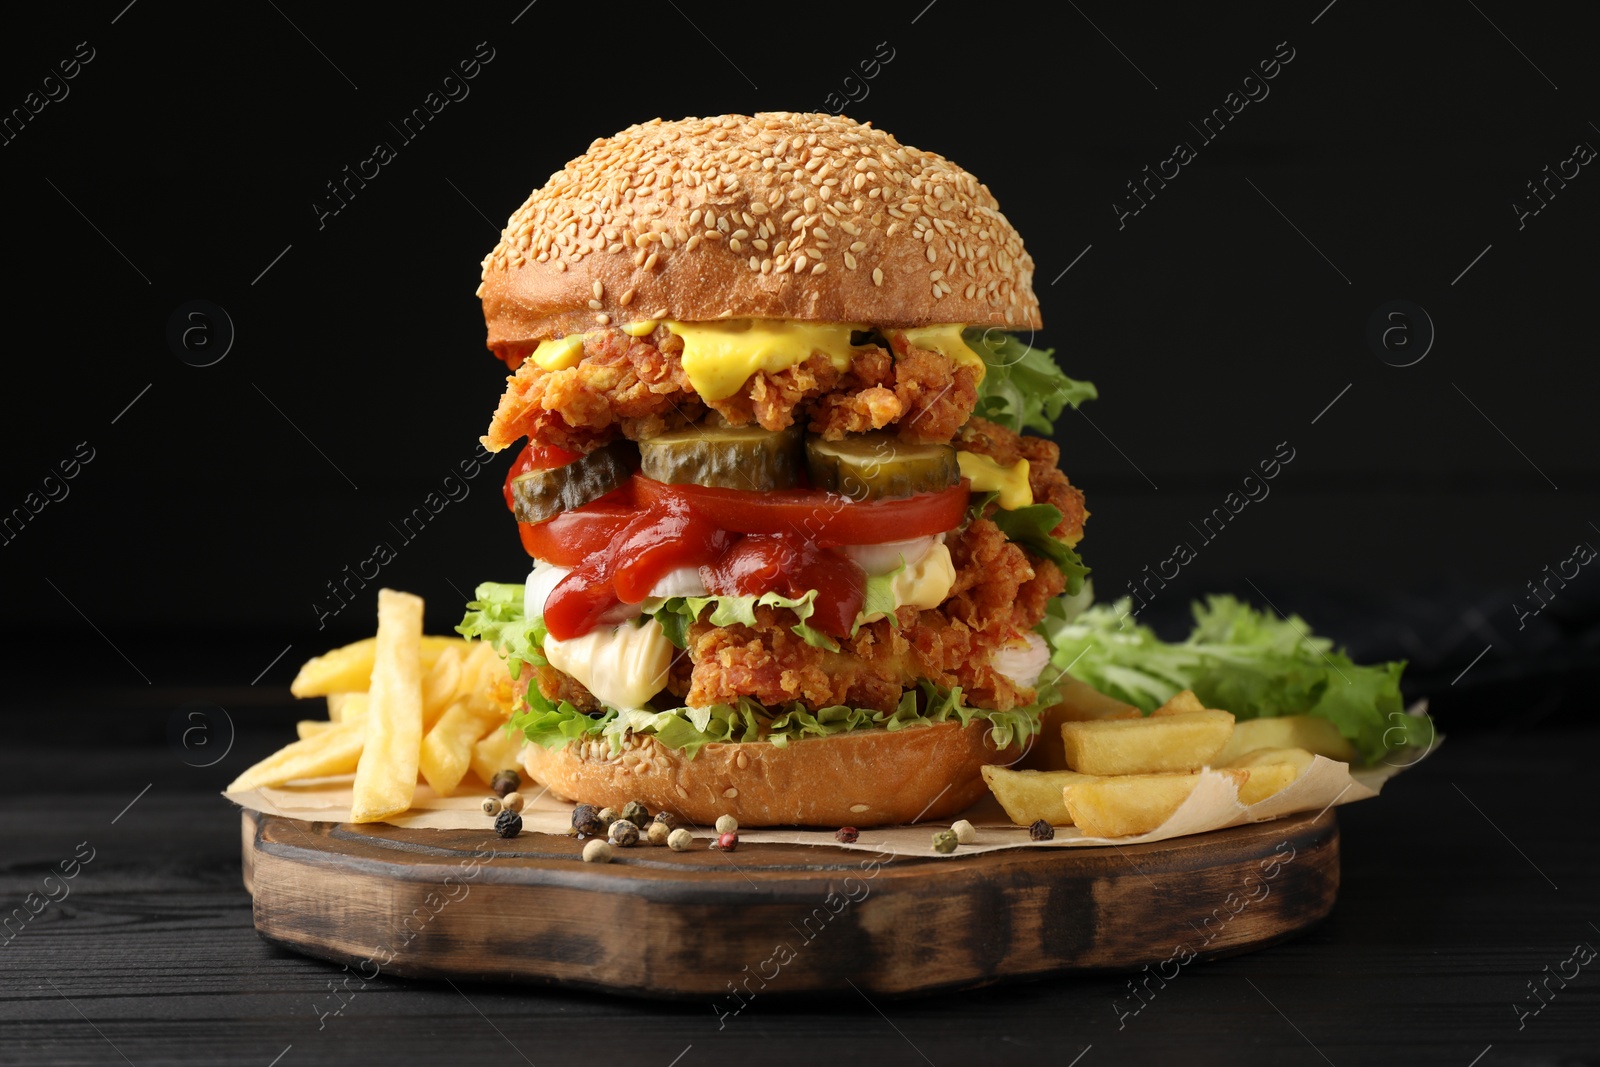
1038;594;1426;765
644;565;906;652
966;328;1097;435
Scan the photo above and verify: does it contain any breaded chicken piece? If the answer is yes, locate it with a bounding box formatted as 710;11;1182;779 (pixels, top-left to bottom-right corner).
483;327;980;452
956;417;1088;545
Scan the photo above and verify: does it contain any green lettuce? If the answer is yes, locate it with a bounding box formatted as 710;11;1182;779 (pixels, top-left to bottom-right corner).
644;567;906;652
1038;594;1428;764
966;328;1097;435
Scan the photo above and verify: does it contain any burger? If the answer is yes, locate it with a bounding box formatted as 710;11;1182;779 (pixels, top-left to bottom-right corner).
458;113;1096;827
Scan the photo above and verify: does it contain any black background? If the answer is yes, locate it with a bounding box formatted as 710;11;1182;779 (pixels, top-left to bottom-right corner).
2;3;1598;1063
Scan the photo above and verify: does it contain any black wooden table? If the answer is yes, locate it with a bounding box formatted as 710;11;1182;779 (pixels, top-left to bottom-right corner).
3;712;1595;1066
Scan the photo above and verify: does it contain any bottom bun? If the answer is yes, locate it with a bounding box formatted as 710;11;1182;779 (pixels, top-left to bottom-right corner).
521;722;1016;828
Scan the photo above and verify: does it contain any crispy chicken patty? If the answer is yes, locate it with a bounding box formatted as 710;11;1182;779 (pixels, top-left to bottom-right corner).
483;327;980;452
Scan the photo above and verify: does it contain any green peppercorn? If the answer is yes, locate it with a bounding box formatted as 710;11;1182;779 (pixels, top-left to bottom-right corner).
490;769;521;798
494;809;523;839
932;829;958;854
608;819;640;847
480;796;502;816
620;800;649;825
1029;819;1054;841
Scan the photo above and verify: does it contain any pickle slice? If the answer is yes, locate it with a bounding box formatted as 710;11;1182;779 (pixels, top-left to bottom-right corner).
509;439;634;524
638;423;803;491
805;431;960;502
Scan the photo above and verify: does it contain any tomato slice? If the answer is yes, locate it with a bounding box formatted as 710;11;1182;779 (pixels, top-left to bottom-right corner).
632;477;970;545
502;441;583;510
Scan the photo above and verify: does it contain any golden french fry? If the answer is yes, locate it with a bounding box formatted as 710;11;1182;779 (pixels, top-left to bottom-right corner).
420;701;505;797
1225;747;1316;805
1060;710;1235;775
1152;689;1206;716
350;590;425;823
471;722;527;790
227;720;364;792
296;720;338;740
290;635;470;698
1063;769;1248;838
1214;716;1355;765
1021;676;1140;770
325;691;369;723
421;646;464;729
981;765;1093;826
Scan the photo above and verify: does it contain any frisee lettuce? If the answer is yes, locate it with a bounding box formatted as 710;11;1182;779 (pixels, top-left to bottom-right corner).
966;328;1097;435
457;580;1048;758
1037;594;1428;764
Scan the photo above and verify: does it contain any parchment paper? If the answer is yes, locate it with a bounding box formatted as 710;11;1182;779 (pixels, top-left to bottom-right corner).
227;741;1431;856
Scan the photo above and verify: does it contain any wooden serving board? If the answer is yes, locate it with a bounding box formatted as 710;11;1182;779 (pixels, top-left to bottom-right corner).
241;810;1337;998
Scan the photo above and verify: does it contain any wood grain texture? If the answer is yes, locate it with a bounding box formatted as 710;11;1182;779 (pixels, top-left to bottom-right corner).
243;809;1336;998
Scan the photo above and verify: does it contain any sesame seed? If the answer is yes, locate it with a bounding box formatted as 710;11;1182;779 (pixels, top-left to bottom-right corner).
592;280;603;299
872;267;884;286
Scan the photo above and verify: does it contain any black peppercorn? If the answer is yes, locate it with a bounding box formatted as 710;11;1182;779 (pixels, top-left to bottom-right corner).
494;809;523;838
571;803;602;837
1029;819;1054;841
835;826;859;844
609;819;640;847
490;769;521;798
651;811;677;829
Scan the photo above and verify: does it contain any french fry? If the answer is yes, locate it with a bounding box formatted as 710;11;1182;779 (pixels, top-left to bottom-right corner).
981;765;1093;826
471;722;527;790
1060;709;1235;775
1021;676;1140;770
296;720;339;740
1151;689;1206;716
1063;769;1248;838
325;691;369;723
1213;716;1355;765
290;635;470;698
350;590;425;823
1225;747;1316;805
420;701;505;797
226;720;364;792
421;646;464;729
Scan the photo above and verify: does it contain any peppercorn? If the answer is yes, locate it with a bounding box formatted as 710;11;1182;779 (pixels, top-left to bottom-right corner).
494;809;523;839
490;769;521;798
667;828;694;851
932;829;958;854
714;814;738;835
1029;819;1054;841
502;791;525;814
716;831;738;851
620;800;649;825
582;839;613;863
835;826;859;844
480;796;502;816
571;803;601;836
652;811;677;829
596;807;620;829
608;819;640;847
952;819;977;844
647;820;671;847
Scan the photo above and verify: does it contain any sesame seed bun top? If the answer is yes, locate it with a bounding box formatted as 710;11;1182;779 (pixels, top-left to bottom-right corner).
478;112;1042;349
